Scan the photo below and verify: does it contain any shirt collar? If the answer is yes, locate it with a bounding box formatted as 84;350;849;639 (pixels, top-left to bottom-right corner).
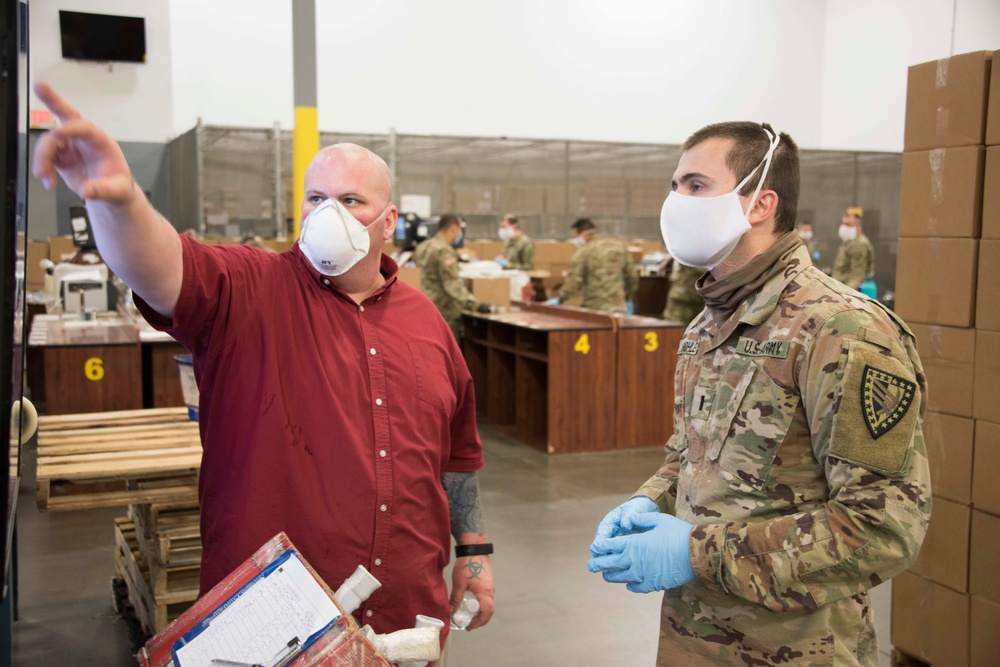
290;242;400;304
737;244;813;327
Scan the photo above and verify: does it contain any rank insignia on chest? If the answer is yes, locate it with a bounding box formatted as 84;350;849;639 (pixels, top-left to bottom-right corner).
861;365;916;439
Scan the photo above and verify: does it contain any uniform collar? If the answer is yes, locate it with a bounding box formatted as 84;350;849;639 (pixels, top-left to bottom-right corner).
738;244;812;327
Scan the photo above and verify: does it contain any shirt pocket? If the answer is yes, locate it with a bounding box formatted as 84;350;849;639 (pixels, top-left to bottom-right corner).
407;341;457;414
709;357;798;491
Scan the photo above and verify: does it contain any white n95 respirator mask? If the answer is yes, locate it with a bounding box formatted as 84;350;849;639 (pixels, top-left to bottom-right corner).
299;198;388;276
660;129;781;269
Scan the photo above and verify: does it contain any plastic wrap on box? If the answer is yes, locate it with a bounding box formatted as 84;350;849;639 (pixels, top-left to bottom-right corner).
137;532;390;667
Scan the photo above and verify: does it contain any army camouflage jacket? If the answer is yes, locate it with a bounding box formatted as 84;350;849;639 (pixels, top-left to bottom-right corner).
414;235;477;324
832;233;875;290
502;233;535;270
636;245;930;666
558;234;638;313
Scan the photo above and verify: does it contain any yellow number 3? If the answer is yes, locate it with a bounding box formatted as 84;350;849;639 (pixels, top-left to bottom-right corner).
644;332;659;352
574;334;591;355
84;357;105;381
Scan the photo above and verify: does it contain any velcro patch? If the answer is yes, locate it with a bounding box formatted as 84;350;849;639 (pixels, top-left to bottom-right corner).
861;365;916;439
829;343;920;477
679;340;700;355
736;337;789;359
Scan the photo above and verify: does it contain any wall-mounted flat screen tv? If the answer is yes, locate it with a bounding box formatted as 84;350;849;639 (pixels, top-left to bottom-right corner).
59;10;146;63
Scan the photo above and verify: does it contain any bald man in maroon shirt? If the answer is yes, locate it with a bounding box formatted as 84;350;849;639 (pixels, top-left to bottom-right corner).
33;83;495;648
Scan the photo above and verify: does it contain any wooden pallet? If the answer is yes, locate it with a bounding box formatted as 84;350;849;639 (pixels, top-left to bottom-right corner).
113;517;198;636
36;408;201;511
131;502;202;568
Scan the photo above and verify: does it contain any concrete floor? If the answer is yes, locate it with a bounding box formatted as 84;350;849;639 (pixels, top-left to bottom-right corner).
11;426;894;666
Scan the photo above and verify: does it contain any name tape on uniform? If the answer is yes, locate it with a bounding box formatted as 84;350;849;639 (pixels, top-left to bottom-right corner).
678;340;700;355
736;337;789;359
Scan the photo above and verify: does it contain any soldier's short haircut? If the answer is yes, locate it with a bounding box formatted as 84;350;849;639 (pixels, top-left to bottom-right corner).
683;121;800;235
438;214;462;232
571;218;596;233
504;213;519;226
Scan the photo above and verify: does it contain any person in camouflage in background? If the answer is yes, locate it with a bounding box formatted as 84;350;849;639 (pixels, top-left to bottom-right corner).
553;218;637;314
414;214;493;339
662;261;705;326
833;207;875;290
588;122;929;666
497;213;535;270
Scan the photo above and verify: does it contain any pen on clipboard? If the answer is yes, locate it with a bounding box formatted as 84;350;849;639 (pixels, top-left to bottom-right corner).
209;636;300;667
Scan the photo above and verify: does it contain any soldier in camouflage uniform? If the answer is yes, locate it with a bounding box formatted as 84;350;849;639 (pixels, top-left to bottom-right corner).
553;218;638;314
498;213;535;270
589;122;929;666
414;214;492;339
797;220;815;259
833;208;875;290
662;261;705;325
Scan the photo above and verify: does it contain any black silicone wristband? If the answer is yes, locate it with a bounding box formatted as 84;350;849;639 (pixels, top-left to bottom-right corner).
455;543;493;558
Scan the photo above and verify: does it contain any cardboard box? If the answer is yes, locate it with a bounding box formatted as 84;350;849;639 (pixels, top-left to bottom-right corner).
47;235;76;262
976;240;1000;331
973;420;1000;515
25;240;49;291
464;240;504;261
973;331;1000;422
463;276;511;308
982;147;1000;239
397;266;421;289
909;324;975;417
899;146;985;238
895;238;978;327
891;571;970;667
987;49;1000;146
970;509;1000;604
534;241;578;266
971;595;1000;666
923;412;974;504
904;50;992;152
910;496;970;592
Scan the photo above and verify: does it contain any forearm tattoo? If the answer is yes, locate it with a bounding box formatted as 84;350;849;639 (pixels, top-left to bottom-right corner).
441;471;486;539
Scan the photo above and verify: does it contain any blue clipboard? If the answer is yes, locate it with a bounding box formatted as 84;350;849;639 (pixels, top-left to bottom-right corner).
170;549;340;667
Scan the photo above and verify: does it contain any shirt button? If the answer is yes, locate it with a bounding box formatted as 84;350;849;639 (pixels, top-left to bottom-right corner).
380;504;387;512
322;278;330;286
359;305;365;312
375;398;383;406
370;348;376;355
374;558;382;566
366;610;373;618
379;450;386;458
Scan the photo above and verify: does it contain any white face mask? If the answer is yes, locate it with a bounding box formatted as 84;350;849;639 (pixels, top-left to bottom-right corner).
839;224;857;243
659;129;781;269
299;198;387;276
572;235;586;249
498;226;516;241
798;230;813;241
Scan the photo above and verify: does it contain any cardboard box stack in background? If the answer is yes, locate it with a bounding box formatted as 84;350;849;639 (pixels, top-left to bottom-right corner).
892;49;1000;667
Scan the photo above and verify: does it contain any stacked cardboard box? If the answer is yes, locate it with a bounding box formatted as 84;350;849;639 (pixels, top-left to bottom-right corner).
892;49;999;667
582;176;627;215
629;178;669;217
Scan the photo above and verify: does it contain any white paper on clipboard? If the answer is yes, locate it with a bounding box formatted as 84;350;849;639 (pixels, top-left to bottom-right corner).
173;551;340;667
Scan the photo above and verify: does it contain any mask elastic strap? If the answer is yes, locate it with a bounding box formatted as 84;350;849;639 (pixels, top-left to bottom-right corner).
736;128;781;217
347;202;391;251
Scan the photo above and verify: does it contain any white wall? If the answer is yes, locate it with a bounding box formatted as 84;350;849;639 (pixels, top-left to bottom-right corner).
26;1;1000;150
28;0;173;143
820;0;1000;152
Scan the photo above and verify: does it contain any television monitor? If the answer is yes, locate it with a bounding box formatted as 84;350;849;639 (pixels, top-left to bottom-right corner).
59;10;146;63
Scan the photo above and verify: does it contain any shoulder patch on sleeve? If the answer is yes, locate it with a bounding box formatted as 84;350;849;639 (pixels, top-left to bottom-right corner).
829;342;920;477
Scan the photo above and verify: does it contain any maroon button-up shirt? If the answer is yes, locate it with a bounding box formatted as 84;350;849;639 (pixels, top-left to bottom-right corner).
136;235;483;638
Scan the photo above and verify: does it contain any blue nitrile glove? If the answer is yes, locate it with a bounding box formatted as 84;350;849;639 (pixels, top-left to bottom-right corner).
587;512;694;593
589;496;657;555
626;300;635;315
860;278;877;299
543;297;560;306
495;256;508;268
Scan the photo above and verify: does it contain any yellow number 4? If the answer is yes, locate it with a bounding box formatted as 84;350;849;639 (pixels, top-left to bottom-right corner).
84;357;105;381
644;332;659;352
574;334;591;355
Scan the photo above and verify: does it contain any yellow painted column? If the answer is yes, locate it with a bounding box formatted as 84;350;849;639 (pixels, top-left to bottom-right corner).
292;106;319;240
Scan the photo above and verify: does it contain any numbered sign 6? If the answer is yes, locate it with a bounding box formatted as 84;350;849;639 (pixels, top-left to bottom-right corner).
84;357;105;381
